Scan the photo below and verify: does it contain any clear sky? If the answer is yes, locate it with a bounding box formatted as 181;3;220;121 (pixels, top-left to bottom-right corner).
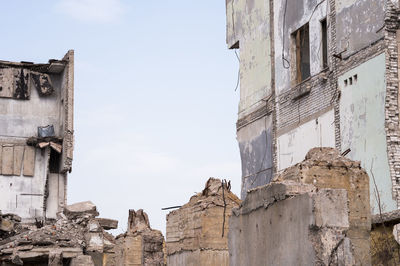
0;0;241;234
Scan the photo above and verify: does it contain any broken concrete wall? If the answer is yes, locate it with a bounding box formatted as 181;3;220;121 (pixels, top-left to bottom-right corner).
0;51;74;222
339;53;397;213
166;178;240;266
110;209;165;266
229;148;371;265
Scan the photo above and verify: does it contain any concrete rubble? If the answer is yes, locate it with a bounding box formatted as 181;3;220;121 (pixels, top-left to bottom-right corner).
0;212;22;243
229;148;371;265
0;202;167;266
0;200;118;265
166;178;241;266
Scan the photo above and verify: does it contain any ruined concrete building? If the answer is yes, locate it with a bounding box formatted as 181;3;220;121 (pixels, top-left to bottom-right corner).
0;51;74;222
226;0;400;213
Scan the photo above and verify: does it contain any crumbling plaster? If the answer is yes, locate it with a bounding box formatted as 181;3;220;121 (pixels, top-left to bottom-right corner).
336;0;385;57
238;116;273;199
277;108;335;171
0;76;62;137
226;0;273;118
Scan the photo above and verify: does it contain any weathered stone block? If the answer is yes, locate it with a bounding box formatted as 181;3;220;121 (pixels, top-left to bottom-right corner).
96;218;118;230
64;201;99;219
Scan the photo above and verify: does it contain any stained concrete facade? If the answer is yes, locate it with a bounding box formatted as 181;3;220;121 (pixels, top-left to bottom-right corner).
0;51;74;222
226;0;400;213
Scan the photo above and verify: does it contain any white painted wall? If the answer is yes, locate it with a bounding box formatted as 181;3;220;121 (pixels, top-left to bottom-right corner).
0;148;48;220
277;109;335;171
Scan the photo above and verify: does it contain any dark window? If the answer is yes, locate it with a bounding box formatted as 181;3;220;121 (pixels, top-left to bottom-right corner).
49;149;61;173
293;23;310;83
321;19;328;68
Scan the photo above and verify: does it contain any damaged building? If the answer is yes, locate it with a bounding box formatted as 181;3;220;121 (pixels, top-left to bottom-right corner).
226;0;400;213
0;51;74;222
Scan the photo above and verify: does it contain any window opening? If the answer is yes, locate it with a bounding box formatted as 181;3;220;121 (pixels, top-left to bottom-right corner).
49;149;61;173
293;23;310;83
321;18;328;68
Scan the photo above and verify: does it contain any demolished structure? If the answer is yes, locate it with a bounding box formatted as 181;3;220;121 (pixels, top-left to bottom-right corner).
0;201;166;266
166;178;241;266
226;0;400;214
0;52;168;266
0;51;74;221
229;148;371;265
0;201;118;265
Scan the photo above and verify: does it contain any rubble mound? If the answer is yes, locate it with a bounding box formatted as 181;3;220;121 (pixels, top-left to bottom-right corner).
0;201;117;266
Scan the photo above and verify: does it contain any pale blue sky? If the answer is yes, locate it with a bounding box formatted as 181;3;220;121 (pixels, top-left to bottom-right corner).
1;0;241;234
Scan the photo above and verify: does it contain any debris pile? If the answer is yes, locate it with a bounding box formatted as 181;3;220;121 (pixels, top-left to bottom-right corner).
0;211;23;242
0;201;118;265
166;178;241;266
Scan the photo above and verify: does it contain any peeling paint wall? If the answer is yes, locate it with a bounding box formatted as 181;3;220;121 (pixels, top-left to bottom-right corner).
226;0;400;212
336;0;385;57
277;109;335;171
237;116;273;198
0;51;74;221
339;53;397;212
274;0;328;94
226;0;274;198
226;0;272;118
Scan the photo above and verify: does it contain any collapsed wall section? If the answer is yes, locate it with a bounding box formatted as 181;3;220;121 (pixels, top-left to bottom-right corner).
166;178;241;266
229;148;371;265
